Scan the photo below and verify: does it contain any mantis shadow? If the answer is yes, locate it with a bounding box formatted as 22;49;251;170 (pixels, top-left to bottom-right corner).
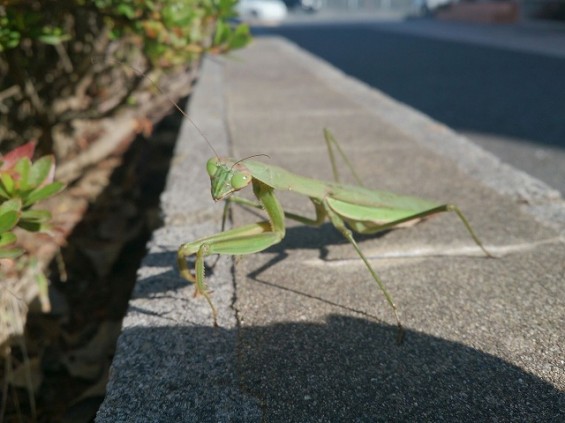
132;249;225;297
245;221;390;297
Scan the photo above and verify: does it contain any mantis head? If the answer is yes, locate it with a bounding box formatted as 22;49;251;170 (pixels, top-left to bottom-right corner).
206;157;253;201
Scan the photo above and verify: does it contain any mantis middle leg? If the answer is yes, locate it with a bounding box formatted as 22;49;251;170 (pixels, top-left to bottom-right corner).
321;199;405;342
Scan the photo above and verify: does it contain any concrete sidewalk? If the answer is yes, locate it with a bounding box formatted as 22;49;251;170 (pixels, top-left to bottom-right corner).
97;37;565;421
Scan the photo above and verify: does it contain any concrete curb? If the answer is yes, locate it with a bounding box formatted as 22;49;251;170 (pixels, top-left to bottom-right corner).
96;58;262;421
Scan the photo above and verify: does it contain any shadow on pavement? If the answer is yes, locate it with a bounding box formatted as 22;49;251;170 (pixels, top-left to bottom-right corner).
107;317;563;421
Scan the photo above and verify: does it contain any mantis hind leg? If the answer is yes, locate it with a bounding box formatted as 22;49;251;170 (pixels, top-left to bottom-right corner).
445;204;493;258
323;200;405;343
346;204;492;258
323;128;364;186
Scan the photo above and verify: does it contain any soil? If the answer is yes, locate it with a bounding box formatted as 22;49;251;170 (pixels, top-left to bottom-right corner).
1;108;184;422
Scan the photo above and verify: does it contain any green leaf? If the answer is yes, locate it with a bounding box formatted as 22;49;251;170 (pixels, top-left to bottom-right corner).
20;209;52;223
0;28;21;51
38;27;71;45
0;198;22;215
38;34;69;45
29;156;55;187
33;262;50;313
0;231;17;248
1;173;15;196
117;4;136;19
23;182;65;207
229;24;251;50
0;247;24;259
214;20;227;46
0;184;10;200
17;220;46;232
0;210;19;233
14;157;32;190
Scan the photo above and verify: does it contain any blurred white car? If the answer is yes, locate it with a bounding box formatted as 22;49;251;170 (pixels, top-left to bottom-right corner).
414;0;458;13
236;0;288;22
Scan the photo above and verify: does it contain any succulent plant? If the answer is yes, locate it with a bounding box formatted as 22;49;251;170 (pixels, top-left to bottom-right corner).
0;142;64;258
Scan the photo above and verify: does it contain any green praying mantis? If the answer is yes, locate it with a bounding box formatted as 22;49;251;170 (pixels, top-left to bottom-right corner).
177;128;493;340
107;59;490;339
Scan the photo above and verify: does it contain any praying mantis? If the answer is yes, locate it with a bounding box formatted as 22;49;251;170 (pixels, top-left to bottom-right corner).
177;128;492;340
107;59;490;339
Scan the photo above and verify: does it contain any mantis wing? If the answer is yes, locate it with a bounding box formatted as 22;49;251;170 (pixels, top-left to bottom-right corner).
326;196;443;235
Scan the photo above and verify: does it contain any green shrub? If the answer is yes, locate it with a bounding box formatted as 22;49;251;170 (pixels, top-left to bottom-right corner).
0;0;250;155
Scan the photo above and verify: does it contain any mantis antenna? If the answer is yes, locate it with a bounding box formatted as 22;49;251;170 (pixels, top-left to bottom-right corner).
231;154;271;168
95;57;220;158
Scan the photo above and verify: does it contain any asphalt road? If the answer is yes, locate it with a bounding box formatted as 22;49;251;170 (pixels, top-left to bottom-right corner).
257;17;565;195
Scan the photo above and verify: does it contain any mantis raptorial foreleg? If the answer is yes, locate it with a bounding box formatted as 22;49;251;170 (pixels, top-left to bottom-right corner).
178;179;285;326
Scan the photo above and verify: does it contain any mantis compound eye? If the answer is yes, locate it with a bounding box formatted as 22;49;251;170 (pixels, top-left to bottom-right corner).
231;171;251;190
206;158;219;176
